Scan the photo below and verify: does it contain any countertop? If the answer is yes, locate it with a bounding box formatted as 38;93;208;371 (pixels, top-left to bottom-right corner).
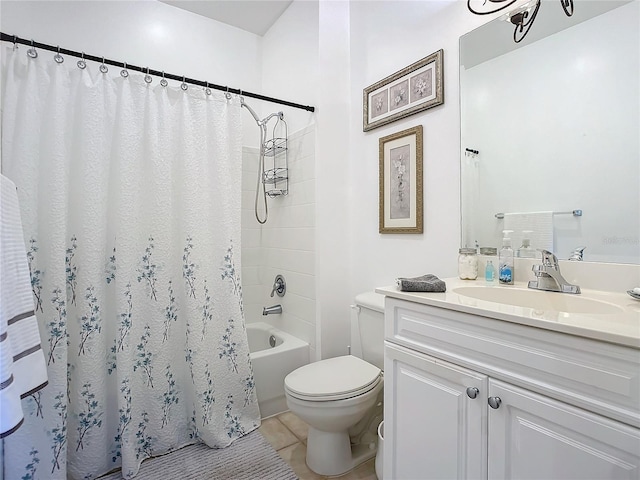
376;278;640;349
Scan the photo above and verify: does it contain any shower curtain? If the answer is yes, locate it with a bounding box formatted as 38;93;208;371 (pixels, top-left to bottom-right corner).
1;47;259;479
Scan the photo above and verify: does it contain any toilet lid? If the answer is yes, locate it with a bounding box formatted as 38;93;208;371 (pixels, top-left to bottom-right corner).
284;355;382;401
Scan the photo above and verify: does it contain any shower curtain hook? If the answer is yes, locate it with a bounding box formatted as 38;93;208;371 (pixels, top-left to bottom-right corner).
99;56;108;73
204;82;211;96
120;62;129;78
77;52;86;69
54;45;64;64
160;71;168;87
181;75;188;91
27;39;38;58
225;86;231;100
144;67;152;84
12;35;18;50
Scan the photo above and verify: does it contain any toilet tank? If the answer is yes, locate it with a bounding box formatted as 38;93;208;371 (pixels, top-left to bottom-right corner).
350;291;385;370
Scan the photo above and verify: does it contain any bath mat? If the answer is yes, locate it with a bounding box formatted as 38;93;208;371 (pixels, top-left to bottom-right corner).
98;430;298;480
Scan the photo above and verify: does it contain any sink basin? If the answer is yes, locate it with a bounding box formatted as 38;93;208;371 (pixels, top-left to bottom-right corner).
453;286;623;315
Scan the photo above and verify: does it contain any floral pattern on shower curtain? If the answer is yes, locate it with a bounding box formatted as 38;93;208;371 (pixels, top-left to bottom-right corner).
1;47;259;480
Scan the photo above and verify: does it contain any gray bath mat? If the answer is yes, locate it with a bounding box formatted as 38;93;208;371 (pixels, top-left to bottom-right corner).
98;430;298;480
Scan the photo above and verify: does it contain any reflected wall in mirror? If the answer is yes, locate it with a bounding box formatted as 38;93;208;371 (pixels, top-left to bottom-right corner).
460;0;639;264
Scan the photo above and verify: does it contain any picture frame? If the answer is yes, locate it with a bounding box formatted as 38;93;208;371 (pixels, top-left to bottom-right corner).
363;49;444;132
379;125;423;234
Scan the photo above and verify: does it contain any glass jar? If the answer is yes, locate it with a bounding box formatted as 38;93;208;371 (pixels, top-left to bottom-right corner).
458;248;478;280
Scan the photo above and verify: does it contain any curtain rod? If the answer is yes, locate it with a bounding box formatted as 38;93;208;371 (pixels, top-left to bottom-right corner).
0;32;316;113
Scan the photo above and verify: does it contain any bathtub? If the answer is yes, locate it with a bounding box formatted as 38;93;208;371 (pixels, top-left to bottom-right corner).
247;322;309;418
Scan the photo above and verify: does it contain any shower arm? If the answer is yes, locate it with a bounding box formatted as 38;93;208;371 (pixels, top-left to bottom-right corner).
241;97;283;127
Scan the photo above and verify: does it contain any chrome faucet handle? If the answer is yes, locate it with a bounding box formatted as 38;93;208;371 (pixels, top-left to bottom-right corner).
568;246;586;261
270;274;286;298
540;250;559;268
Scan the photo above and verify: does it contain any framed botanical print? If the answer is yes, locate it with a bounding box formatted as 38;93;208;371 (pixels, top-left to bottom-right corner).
379;125;423;234
363;49;444;132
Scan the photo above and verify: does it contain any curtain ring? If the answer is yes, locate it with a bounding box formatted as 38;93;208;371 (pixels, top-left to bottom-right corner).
144;67;152;84
225;86;232;100
77;52;86;70
27;39;38;58
54;45;64;64
160;71;168;87
120;62;129;78
99;56;108;73
12;35;18;51
181;75;188;91
204;81;211;96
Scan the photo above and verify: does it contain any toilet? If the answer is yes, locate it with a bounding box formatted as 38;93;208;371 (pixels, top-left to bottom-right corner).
284;292;385;476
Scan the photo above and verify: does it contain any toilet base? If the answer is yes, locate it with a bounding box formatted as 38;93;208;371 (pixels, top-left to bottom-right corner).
306;427;377;476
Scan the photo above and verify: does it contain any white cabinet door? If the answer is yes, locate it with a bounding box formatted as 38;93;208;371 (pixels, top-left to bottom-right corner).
488;379;640;480
384;342;487;480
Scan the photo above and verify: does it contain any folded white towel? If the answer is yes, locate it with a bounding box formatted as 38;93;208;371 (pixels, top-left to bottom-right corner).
1;174;48;438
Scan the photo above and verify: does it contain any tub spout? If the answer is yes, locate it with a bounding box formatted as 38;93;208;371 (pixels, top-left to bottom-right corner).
262;304;282;316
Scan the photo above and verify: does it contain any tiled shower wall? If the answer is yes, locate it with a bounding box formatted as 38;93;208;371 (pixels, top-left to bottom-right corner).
241;125;316;361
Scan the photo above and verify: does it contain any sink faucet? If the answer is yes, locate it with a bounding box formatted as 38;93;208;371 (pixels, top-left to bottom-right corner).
528;250;581;294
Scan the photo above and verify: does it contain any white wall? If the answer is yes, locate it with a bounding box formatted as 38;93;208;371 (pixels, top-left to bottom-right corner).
260;0;318;130
316;0;353;359
0;0;263;143
346;3;490;299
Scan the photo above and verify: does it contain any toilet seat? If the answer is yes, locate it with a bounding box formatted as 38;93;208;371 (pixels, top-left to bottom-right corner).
284;355;382;402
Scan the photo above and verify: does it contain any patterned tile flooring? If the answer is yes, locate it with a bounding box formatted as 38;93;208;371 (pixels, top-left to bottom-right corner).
259;412;378;480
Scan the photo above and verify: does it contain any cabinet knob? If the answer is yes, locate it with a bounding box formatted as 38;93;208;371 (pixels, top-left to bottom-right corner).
488;396;502;409
466;387;479;399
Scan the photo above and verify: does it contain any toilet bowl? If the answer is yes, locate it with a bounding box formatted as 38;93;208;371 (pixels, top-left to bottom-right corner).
284;292;385;476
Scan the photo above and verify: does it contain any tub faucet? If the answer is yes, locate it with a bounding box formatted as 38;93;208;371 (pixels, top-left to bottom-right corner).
528;250;581;294
262;304;282;316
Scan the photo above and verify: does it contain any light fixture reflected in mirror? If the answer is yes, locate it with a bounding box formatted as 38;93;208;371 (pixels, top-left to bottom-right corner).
467;0;574;43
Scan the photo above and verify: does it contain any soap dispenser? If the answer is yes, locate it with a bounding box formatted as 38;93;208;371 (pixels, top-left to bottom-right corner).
499;230;514;285
517;231;537;258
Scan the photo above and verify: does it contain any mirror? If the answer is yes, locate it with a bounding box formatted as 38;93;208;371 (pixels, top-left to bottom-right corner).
460;0;639;264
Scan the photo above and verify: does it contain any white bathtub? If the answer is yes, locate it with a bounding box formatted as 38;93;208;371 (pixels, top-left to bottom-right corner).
247;322;309;418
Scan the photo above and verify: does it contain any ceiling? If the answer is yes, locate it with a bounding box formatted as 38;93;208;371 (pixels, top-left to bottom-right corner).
159;0;293;36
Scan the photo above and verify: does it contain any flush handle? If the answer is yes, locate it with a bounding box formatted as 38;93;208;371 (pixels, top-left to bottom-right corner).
466;387;480;399
488;396;502;409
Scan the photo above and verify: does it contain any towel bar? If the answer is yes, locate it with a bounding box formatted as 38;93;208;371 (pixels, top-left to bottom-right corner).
495;210;582;219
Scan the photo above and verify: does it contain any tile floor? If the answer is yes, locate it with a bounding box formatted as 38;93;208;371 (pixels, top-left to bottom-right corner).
259;412;378;480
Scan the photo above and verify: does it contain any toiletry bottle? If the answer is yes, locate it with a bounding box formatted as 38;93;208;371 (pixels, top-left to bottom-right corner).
499;230;514;285
517;231;537;258
485;260;495;282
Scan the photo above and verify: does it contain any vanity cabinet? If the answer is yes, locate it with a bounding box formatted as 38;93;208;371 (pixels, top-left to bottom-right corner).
383;297;640;480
